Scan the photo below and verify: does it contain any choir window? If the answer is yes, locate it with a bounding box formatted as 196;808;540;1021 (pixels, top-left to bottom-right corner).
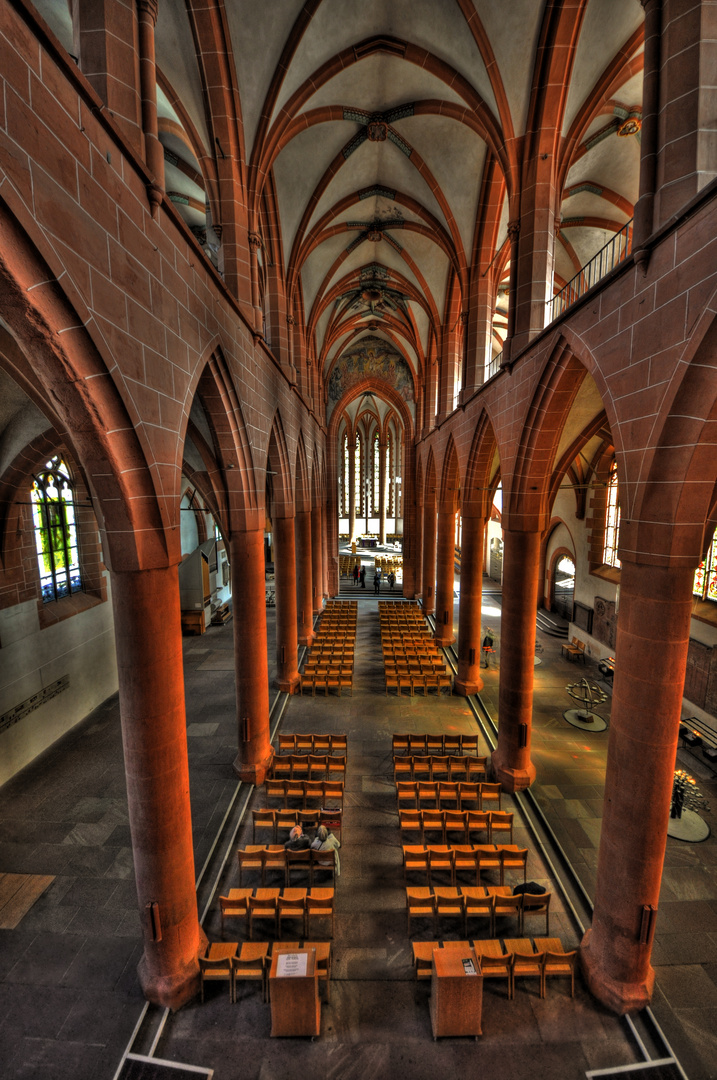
603;460;621;568
31;456;83;602
694;527;717;602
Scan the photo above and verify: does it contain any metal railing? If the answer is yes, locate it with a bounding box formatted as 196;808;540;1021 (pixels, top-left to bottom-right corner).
548;219;633;323
486;349;502;380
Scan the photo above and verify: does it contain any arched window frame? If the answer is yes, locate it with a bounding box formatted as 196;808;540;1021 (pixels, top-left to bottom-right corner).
603;460;621;568
373;431;380;514
387;431;393;515
354;432;362;516
31;456;83;603
694;527;717;602
342;431;349;515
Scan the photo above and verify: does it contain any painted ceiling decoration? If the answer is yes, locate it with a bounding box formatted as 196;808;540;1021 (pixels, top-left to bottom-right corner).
327;336;415;421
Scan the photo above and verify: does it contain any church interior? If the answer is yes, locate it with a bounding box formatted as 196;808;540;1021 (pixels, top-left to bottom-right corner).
1;1;717;1077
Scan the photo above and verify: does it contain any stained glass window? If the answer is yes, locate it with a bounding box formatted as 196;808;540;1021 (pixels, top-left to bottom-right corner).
354;434;362;515
31;457;83;603
387;434;393;514
603;460;621;568
373;433;380;513
694;527;717;602
342;432;348;515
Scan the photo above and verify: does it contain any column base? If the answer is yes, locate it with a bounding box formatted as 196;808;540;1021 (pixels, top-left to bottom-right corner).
580;929;655;1014
434;633;455;647
298;629;316;647
232;748;275;785
491;748;536;792
454;675;484;696
277;674;300;694
137;927;208;1011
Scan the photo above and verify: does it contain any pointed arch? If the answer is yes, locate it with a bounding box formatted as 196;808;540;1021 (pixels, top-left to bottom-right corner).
438;436;461;514
266;412;293;520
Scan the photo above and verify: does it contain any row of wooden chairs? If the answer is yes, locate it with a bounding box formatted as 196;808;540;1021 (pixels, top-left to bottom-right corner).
396;780;502;811
392;733;479;755
270;754;346;781
252;807;342;843
277;733;347;754
399;809;512;844
393;755;487;782
265;778;344;808
299;668;353;696
411;937;574;998
402;844;528;887
386;669;452;696
218;886;335;940
406;886;550;938
238;846;337;886
200;940;333;1004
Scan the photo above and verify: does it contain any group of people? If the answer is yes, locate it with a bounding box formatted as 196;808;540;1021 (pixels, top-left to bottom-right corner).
284;823;341;873
351;562;396;593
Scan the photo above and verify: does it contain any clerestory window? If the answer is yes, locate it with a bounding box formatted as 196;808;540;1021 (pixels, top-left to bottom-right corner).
603;460;621;568
694;528;717;603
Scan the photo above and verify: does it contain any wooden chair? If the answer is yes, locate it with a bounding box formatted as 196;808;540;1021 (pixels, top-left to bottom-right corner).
412;941;439;980
437;782;460;810
319;807;342;841
462;887;493;937
310;941;332;1002
458;782;481;811
521;890;551;935
489;811;513;844
460;734;479;755
453;846;482;887
265;779;288;806
479;782;502;811
261;847;287;887
505;939;546;997
500;848;529;886
246;896;277;940
561;636;585;663
327;755;346;780
285;849;311;886
465;756;488;781
322;781;344;808
430;756;450;782
399;809;423;841
286;775;306;804
219;889;252;933
330;734;347;755
338;669;353;696
305;894;334;938
541;946;577;997
313;734;331;754
417;781;438;808
231;943;269;1003
271;755;292;780
403;845;429;883
297;809;319;832
326;668;341;695
443;810;468;843
308;754;328;780
290;754;310;779
406;887;436;935
426;734;444;754
275;809;298;841
466;810;491;843
409;735;427;755
397;781;419;809
411;756;431;782
237;848;263;886
200;948;236;1002
310;847;337;885
303;780;325;808
392;734;410;754
277;894;307;938
472;939;513;998
491;891;523;937
278;733;296;754
385;670;399;695
252;808;276;844
296;734;314;753
421;809;446;844
428;847;456;886
434;889;466;937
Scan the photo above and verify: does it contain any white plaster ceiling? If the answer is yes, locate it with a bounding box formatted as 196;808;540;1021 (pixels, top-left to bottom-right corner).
0;367;53;481
155;3;211;154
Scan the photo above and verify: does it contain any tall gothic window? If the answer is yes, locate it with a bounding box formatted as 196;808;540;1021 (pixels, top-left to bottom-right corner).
603;460;621;568
31;456;82;602
342;432;349;515
694;527;717;602
373;433;380;513
354;433;362;515
387;433;393;514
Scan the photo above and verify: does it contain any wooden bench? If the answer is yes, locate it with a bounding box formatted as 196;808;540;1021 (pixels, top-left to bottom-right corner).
679;717;717;769
561;636;585;663
598;656;615;679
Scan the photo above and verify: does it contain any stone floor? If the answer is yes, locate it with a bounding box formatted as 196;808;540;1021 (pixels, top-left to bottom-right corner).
0;578;714;1079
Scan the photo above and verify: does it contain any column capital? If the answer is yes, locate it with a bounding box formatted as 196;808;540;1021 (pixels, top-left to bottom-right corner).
507;219;520;242
138;0;159;24
248;232;262;253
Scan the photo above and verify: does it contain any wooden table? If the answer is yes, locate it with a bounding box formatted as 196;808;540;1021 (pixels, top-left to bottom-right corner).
269;946;320;1037
430;947;483;1040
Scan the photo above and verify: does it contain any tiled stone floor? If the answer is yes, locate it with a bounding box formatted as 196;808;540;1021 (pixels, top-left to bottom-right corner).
0;581;715;1079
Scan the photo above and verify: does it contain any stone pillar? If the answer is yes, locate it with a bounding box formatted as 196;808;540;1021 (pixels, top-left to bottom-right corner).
581;562;694;1013
111;565;205;1010
321;495;329;598
348;438;356;542
632;0;662;260
137;0;164;214
248;232;264;334
311;503;323;614
229;528;273;784
492;530;539;791
378;439;387;545
455;514;485;695
502;220;521;362
273;514;299;692
413;494;424;601
434;507;456;645
421;497;437;617
295;510;315;646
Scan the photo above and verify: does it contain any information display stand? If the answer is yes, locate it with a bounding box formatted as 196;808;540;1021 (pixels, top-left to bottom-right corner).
269;947;320;1038
430;948;483;1040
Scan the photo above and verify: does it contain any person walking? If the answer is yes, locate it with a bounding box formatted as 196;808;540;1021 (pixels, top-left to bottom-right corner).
374;569;381;594
353;563;359;586
360;566;366;588
482;628;495;668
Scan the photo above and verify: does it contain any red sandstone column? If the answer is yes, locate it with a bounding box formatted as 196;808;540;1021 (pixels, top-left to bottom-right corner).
111;565;205;1009
321;496;330;598
412;495;424;601
492;530;539;791
295;510;315;646
137;0;164;214
378;439;387;545
422;498;437;616
455;514;485;695
434;507;456;645
311;503;323;614
229;529;273;784
273;515;299;691
581;563;694;1013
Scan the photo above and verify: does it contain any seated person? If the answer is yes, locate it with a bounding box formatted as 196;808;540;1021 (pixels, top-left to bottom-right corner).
310;824;341;875
284;824;311;851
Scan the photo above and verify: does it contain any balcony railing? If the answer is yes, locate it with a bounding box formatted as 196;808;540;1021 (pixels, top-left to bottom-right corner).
548;219;633;324
486;350;502;380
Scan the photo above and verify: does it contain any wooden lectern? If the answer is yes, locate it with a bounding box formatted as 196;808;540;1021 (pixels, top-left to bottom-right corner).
430;947;483;1039
269;947;320;1037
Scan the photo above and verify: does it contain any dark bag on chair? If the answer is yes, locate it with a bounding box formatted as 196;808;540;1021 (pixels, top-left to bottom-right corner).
513;881;546;896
